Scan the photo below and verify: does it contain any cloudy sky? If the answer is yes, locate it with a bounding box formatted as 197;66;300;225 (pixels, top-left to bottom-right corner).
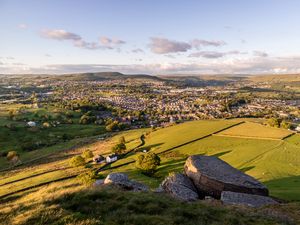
1;0;300;75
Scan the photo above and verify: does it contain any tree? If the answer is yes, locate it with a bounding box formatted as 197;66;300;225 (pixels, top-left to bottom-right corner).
82;149;94;160
112;142;126;154
119;136;126;144
77;170;98;186
281;120;291;129
105;121;119;132
135;152;161;175
267;118;280;128
6;151;20;166
69;155;86;167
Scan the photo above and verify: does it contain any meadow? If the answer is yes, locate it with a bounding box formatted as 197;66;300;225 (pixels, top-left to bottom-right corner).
0;119;300;224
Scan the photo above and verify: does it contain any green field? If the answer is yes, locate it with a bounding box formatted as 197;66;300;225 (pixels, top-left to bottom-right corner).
0;118;300;224
101;120;300;201
216;122;292;139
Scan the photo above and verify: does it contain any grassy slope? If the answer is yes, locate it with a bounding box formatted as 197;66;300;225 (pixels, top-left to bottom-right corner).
0;179;298;225
102;121;300;201
1;120;300;224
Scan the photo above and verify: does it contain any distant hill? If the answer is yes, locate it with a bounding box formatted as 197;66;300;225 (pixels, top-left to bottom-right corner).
53;72;164;81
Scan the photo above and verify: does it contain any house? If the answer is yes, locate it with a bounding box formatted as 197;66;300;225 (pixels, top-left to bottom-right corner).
106;154;118;163
27;121;36;127
295;125;300;132
93;155;105;164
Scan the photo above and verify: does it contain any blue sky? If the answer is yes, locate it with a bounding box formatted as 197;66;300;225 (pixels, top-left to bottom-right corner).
1;0;300;74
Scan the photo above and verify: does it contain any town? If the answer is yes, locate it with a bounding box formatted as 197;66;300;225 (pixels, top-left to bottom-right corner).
1;73;299;130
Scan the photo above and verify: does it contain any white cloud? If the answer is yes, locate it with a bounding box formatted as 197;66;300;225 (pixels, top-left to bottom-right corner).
189;50;245;58
253;50;268;57
190;39;226;49
41;29;81;41
18;24;28;29
40;29;125;50
99;37;126;49
132;48;144;53
149;37;191;54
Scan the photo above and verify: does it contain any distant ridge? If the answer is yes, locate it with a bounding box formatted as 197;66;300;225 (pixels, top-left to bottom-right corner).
55;72;164;81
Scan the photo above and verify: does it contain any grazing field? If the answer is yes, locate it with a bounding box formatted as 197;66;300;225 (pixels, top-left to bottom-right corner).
136;120;239;154
102;120;300;201
1;118;300;218
216;122;292;139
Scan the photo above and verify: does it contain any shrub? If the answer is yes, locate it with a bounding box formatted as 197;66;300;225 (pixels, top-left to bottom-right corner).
6;151;18;161
135;152;161;176
69;155;86;167
281;120;291;129
119;136;126;144
112;143;126;154
82;149;94;160
77;170;98;186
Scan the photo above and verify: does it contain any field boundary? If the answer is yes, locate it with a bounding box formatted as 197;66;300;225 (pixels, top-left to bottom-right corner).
212;133;283;141
0;167;72;187
0;174;78;199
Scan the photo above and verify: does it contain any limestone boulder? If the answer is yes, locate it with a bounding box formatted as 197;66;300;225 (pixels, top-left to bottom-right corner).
161;173;199;201
184;155;268;199
104;173;148;192
221;191;278;207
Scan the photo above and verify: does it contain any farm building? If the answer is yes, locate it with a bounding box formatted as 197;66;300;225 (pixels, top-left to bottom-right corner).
93;155;105;164
27;121;37;127
106;154;118;163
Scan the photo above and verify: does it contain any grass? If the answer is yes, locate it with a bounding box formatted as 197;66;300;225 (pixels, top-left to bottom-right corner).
0;179;297;225
100;121;300;201
216;122;292;140
1;119;300;224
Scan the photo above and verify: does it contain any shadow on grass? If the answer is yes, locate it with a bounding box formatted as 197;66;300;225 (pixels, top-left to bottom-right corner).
239;166;255;173
210;150;232;158
156;158;187;178
136;143;164;152
263;176;300;202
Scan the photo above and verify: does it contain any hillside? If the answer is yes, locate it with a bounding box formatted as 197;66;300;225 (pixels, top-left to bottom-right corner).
1;120;300;224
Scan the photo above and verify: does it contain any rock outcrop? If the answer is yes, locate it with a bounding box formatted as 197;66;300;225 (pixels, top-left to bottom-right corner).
104;173;148;192
221;191;278;207
184;155;268;199
161;173;199;201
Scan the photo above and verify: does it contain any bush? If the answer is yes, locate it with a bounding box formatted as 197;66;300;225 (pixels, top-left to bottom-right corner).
6;151;18;161
82;149;94;160
105;121;119;132
112;143;126;154
69;155;86;167
77;170;98;186
135;152;161;176
119;136;126;144
281;120;291;129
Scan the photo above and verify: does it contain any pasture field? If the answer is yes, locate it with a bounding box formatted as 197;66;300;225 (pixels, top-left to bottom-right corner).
1;118;300;215
102;121;300;201
216;122;292;139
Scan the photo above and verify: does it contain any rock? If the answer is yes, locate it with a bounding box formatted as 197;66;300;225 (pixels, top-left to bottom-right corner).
221;191;278;208
94;179;104;186
153;185;165;193
161;173;199;201
184;155;268;199
104;173;148;192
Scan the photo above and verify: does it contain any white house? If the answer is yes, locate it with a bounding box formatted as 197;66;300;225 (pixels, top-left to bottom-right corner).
106;154;118;163
27;121;37;127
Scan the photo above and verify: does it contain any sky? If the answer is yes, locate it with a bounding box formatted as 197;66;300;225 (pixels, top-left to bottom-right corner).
1;0;300;75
